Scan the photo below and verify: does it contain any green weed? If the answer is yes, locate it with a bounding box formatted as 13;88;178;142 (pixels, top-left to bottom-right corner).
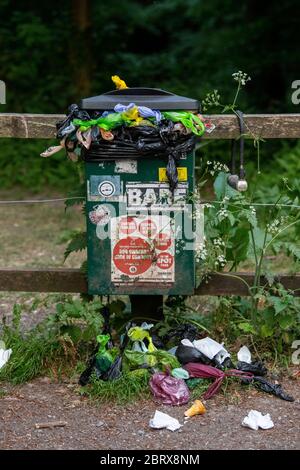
82;369;151;404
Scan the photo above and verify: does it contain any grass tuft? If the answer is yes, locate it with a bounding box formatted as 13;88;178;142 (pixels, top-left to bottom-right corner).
82;369;151;404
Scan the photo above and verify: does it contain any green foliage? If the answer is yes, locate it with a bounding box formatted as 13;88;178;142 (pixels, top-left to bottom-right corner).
195;143;300;347
0;327;63;384
1;1;300;189
0;297;104;384
0;139;79;192
156;295;211;339
83;369;151;404
46;297;103;344
64;231;87;261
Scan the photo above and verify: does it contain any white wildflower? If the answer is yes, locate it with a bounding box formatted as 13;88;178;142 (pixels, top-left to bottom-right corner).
232;71;251;86
217;209;229;221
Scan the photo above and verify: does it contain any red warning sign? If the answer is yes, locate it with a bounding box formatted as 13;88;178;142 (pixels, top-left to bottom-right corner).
139;219;157;237
119;216;137;235
154;232;172;251
113;237;153;275
157;252;174;270
111;214;175;284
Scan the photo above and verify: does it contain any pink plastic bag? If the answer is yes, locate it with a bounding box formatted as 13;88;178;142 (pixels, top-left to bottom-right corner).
184;363;253;399
149;372;190;406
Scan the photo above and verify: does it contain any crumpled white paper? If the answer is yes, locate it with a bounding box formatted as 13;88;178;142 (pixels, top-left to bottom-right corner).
0;347;12;370
242;410;274;431
149;410;182;432
193;337;230;365
237;346;252;364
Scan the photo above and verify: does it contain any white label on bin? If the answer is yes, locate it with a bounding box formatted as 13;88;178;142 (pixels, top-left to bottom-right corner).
110;214;175;285
98;180;115;197
89;204;111;226
115;159;137;174
125;182;188;210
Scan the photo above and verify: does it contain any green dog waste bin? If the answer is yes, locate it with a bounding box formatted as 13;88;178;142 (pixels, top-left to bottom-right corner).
80;87;200;296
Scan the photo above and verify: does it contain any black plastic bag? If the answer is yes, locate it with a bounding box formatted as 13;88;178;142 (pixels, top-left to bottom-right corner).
242;376;295;402
101;322;133;381
237;361;268;376
83;123;195;190
101;305;114;348
175;342;211;365
253;376;295;401
151;333;165;350
79;350;97;386
56;104;91;139
164;323;198;343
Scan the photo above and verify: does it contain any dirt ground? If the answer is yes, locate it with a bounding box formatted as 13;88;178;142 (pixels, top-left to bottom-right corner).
0;191;299;450
0;377;299;450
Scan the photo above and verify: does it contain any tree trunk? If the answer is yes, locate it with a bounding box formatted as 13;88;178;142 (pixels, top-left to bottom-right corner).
70;0;92;99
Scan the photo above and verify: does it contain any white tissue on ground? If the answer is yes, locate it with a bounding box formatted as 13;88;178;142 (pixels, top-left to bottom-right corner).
149;410;182;432
242;410;274;430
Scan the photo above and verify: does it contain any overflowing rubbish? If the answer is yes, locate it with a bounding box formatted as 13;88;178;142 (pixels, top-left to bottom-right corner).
41;75;207;190
237;346;252;364
149;371;190;405
149;410;182;432
0;344;12;370
75;301;295;418
242;410;274;431
184;400;206;417
78;320;295;409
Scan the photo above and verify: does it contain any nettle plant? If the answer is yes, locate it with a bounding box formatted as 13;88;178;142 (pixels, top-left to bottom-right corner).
195;72;300;348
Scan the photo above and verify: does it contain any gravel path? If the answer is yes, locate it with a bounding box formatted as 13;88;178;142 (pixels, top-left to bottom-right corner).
0;377;299;450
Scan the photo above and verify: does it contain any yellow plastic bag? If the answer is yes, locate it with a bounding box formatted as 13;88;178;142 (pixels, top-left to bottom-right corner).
128;326;156;353
111;75;128;90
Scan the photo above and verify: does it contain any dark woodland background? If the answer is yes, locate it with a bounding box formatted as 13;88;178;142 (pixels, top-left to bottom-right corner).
0;0;299;191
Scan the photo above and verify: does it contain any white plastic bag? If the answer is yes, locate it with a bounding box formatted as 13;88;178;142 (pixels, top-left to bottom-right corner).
193;337;230;365
237;346;252;364
0;347;12;369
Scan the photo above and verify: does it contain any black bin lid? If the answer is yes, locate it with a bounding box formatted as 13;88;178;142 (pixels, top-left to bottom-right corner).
79;87;199;111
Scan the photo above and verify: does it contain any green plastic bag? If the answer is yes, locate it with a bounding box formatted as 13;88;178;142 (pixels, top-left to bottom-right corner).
171;367;190;379
95;334;114;374
73;112;127;132
162;111;205;136
186;377;204;389
124;349;180;370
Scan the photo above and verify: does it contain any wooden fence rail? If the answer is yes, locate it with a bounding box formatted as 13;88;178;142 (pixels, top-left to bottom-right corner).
0;112;299;296
0;268;298;296
1;113;300;139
